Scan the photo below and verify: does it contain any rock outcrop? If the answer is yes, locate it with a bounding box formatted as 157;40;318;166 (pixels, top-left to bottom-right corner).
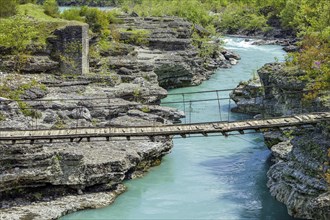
266;124;330;219
93;16;239;89
230;63;326;116
230;62;330;219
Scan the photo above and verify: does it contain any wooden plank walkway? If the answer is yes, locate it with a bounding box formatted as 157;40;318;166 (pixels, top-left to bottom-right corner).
1;112;329;144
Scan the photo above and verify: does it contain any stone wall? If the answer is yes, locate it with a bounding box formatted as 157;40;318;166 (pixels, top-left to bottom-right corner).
48;24;89;75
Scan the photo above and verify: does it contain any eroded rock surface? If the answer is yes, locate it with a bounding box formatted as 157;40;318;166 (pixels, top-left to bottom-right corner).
0;14;238;219
267;126;330;219
230;62;330;219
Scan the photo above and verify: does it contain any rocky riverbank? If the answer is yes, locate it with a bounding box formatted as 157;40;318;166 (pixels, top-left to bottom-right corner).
230;62;330;219
0;15;239;219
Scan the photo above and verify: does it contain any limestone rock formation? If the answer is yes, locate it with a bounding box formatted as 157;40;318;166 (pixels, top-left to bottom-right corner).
94;16;239;89
0;14;239;219
230;62;330;219
266;125;330;219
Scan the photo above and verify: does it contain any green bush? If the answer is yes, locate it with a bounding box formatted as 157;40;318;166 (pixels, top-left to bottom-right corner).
43;0;59;18
60;8;84;22
0;0;17;18
80;7;109;34
120;29;150;46
60;7;121;36
0;78;46;118
122;0;214;27
218;3;268;34
0;113;5;121
0;16;39;53
19;0;37;4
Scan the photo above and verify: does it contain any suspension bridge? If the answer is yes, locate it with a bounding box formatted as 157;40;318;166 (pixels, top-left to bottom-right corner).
0;87;329;144
0;112;329;144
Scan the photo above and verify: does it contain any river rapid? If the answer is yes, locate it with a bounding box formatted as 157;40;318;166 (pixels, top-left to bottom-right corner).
62;38;297;220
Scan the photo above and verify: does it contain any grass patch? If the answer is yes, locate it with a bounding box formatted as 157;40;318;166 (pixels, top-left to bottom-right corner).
0;4;83;54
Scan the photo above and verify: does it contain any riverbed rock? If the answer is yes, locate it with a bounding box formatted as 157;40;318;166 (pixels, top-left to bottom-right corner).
267;125;330;219
97;15;239;89
231;63;327;116
230;77;264;115
0;185;126;220
0;55;59;73
231;61;330;219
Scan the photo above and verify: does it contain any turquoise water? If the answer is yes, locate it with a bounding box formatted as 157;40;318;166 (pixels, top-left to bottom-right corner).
62;38;296;219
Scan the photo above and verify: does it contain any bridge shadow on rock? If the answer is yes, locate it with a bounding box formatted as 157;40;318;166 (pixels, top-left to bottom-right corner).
199;135;301;220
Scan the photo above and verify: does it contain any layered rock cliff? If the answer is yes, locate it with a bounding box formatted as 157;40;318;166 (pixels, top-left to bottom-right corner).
0;15;238;219
230;62;330;219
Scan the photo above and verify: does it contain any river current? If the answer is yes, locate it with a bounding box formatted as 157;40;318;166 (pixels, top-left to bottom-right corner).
62;38;297;219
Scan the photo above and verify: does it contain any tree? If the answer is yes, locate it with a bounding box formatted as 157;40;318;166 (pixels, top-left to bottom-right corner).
0;0;17;18
43;0;59;17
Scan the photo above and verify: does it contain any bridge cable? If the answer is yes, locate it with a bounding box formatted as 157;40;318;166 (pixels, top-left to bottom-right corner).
182;94;186;124
216;91;222;121
189;100;192;124
228;99;231;122
232;135;263;146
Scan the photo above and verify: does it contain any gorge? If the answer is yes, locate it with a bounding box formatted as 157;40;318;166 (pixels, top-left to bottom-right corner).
0;1;329;219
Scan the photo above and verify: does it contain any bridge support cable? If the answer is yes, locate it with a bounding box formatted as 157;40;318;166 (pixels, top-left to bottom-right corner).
182;94;186;124
216;91;222;122
261;98;265;119
227;99;231;122
188;100;192;124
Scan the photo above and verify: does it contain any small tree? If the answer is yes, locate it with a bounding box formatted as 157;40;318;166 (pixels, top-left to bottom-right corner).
0;0;17;18
43;0;59;18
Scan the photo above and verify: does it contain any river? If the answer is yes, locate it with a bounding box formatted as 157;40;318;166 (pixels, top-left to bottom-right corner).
62;38;297;219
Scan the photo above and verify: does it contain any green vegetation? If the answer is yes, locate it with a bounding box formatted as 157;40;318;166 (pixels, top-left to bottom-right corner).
120;29;150;46
57;0;122;6
61;6;120;36
122;0;213;27
0;4;75;54
0;76;46;118
0;17;40;53
43;0;59;18
217;3;268;34
0;0;17;18
141;105;150;113
19;0;37;3
0;113;5;121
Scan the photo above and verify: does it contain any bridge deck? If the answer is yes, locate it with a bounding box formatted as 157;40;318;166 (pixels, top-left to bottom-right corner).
0;112;329;143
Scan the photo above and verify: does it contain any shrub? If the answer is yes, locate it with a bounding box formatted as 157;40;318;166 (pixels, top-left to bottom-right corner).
121;0;213;27
218;3;268;34
19;0;37;4
0;113;5;121
120;29;150;46
61;7;118;36
0;0;17;18
43;0;59;18
0;16;39;53
60;8;83;22
81;7;109;34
